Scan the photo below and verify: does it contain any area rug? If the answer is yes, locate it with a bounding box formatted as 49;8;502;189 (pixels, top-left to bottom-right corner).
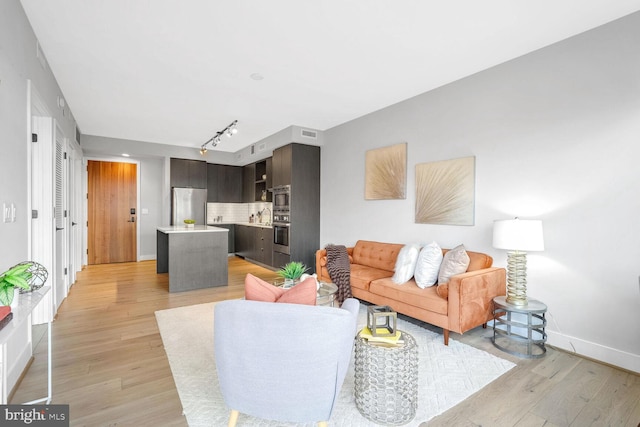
155;302;515;426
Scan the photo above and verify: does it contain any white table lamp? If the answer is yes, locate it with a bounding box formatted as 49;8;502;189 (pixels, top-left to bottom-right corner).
493;218;544;306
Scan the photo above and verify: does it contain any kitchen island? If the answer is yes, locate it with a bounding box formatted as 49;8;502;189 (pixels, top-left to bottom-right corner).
157;225;229;292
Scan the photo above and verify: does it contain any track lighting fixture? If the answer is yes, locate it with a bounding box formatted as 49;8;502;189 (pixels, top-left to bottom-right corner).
200;120;238;155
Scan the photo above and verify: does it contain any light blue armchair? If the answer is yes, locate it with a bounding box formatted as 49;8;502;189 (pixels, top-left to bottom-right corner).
214;298;360;427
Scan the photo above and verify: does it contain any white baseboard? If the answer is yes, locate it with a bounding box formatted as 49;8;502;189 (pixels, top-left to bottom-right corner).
547;330;639;374
139;254;156;261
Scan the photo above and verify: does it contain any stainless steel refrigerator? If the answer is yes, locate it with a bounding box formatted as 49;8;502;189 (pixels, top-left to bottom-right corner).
171;187;207;225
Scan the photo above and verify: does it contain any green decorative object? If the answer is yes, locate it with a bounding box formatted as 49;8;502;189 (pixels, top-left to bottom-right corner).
277;261;308;281
0;262;33;306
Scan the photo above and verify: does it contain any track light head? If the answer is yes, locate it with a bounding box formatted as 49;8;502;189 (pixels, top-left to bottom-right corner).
198;120;239;153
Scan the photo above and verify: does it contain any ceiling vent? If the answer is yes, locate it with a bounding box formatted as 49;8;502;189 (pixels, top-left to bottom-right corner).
258;143;267;152
301;129;317;139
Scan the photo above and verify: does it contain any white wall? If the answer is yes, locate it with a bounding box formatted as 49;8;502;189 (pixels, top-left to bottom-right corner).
138;157;164;260
321;12;640;372
81;125;323;167
0;0;81;393
80;134;237;165
0;0;78;270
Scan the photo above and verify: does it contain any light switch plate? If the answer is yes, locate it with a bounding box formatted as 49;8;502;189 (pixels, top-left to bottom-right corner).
2;202;10;223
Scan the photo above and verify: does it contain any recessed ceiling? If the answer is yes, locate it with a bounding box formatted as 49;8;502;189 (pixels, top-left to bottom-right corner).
20;0;640;152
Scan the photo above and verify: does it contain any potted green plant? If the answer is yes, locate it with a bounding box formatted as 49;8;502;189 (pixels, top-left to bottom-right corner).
277;261;308;287
184;219;196;228
0;262;32;306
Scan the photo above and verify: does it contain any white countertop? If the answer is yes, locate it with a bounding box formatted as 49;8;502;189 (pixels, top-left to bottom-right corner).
208;222;272;229
157;225;229;233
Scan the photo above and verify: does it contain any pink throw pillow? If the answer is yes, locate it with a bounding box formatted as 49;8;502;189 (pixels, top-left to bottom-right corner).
244;273;285;302
277;277;317;305
244;274;317;306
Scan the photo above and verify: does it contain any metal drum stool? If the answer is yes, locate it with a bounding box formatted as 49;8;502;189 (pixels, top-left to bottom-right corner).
354;330;418;425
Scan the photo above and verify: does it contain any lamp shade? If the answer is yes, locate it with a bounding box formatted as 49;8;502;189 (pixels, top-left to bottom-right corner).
493;218;544;251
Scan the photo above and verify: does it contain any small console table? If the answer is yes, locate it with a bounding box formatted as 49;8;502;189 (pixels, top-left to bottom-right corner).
492;296;547;359
0;286;52;404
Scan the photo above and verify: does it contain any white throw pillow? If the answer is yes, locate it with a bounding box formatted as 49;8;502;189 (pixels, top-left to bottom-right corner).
391;244;421;284
437;244;470;284
414;241;443;289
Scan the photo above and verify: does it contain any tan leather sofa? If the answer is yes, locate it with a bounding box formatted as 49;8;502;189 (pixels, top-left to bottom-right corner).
315;240;506;345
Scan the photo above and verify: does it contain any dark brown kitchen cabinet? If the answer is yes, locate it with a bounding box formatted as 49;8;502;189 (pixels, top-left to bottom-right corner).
170;158;207;189
212;224;235;253
206;163;219;202
254;227;273;266
272;144;292;187
235;225;253;259
253;157;272;202
273;251;291;270
234;225;273;267
270;143;320;271
242;163;256;202
208;163;242;203
219;165;242;202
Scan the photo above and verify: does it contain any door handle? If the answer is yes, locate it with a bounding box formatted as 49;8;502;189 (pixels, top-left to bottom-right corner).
72;222;77;226
56;227;64;231
128;217;135;223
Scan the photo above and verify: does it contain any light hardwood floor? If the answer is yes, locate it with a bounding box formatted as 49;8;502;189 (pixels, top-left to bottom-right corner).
10;258;640;426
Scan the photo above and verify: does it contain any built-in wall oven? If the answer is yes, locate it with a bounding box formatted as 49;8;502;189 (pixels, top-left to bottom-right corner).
271;185;290;211
272;185;291;255
273;220;290;255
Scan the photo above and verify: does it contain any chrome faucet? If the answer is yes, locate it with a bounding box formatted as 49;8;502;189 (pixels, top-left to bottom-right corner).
260;207;272;225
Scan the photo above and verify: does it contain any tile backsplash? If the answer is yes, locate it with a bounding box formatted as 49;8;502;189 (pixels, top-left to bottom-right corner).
207;202;273;224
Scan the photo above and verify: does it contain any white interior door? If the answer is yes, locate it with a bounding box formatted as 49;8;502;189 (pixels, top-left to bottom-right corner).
30;114;54;324
54;123;68;310
67;143;82;287
67;147;76;287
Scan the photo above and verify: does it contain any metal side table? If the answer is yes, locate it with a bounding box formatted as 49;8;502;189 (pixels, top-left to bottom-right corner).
492;296;547;358
354;330;418;425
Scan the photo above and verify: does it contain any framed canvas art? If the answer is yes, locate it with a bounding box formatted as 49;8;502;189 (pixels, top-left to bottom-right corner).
365;142;407;200
415;156;475;225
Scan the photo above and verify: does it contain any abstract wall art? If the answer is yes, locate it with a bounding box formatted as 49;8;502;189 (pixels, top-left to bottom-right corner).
415;156;476;225
365;142;407;200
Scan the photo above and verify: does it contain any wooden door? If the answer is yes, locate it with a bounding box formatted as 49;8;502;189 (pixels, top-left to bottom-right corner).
88;161;137;264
